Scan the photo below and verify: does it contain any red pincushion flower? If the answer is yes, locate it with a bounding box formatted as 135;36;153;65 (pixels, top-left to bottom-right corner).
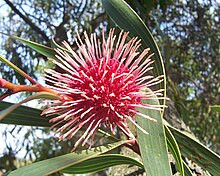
42;29;164;149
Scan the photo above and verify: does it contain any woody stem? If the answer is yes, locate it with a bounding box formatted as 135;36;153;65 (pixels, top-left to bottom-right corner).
0;78;58;100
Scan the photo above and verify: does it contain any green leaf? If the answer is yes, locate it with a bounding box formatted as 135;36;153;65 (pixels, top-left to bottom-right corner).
61;154;144;174
13;36;57;59
0;101;117;141
0;55;36;84
183;160;194;176
209;105;220;112
102;0;166;98
0;101;51;127
0;92;59;121
51;37;69;52
136;97;172;175
8;141;128;176
168;125;220;175
165;125;184;176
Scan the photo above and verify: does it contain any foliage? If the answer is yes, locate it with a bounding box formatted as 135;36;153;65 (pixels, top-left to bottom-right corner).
126;0;220;153
0;0;219;175
137;0;219;151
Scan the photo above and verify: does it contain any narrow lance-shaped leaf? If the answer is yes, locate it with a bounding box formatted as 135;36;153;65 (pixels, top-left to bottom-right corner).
136;97;172;176
13;36;57;59
0;55;36;84
167;124;220;176
165;125;184;176
183;160;194;176
0;101;51;127
61;154;144;174
8;140;128;176
0;102;118;141
209;105;220;112
0;92;59;121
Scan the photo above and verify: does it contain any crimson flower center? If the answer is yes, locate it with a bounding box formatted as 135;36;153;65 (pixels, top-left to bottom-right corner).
67;57;141;125
42;29;163;150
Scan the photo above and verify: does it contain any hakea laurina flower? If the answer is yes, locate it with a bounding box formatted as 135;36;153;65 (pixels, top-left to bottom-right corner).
42;28;164;150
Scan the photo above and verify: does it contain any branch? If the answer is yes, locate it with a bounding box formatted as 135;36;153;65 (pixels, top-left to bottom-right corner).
4;0;50;42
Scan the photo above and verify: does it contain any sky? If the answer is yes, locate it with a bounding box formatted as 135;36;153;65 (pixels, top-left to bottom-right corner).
0;1;46;159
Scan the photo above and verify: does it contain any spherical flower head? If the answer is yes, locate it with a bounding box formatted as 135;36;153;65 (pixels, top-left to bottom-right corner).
42;28;164;150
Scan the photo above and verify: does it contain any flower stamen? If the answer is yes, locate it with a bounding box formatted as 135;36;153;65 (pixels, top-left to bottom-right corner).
42;29;165;150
